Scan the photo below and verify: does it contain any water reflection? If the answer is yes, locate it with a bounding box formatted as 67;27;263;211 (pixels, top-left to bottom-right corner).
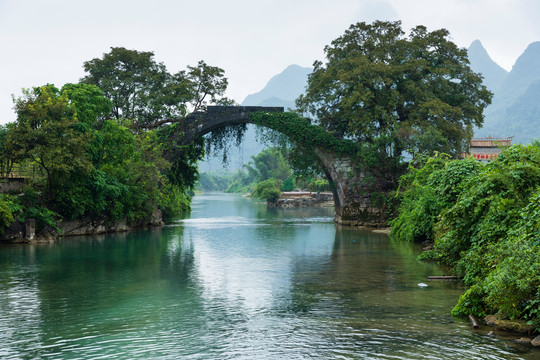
0;193;538;359
0;246;43;359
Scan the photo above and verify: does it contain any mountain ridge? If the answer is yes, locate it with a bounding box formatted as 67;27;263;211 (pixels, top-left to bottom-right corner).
467;40;508;92
474;41;540;142
241;64;311;108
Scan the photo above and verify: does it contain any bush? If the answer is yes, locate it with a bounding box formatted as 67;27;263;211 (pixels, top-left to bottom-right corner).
253;179;281;201
393;144;540;330
159;184;191;222
308;179;331;193
0;198;14;234
280;176;294;191
391;155;482;243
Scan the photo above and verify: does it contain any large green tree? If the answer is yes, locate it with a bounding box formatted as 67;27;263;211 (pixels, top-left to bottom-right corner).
82;47;182;124
81;48;235;189
245;148;292;183
0;123;20;177
296;21;492;163
81;47;231;128
11;85;94;200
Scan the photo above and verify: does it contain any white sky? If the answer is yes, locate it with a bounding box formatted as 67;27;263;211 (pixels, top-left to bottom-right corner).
1;0;539;124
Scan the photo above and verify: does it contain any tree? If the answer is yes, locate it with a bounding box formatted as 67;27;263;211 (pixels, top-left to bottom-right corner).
12;85;93;200
252;179;281;202
296;21;492;164
81;47;232;128
0;123;20;177
82;47;181;124
61;83;112;127
187;60;231;112
244;148;292;183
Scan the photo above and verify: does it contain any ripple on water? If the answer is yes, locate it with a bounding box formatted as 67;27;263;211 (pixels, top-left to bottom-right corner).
177;216;269;229
1;193;539;359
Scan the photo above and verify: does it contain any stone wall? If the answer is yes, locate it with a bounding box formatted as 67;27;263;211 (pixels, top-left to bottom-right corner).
0;178;25;193
315;149;389;227
269;193;334;208
0;209;164;243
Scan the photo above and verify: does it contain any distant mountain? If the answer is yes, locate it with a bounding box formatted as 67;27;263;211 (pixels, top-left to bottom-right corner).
476;42;540;143
489;41;540;111
241;64;311;108
199;64;311;172
495;79;540;142
467;40;508;92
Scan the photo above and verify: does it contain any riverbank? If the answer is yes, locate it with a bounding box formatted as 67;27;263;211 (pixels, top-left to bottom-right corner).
0;209;164;243
268;191;334;208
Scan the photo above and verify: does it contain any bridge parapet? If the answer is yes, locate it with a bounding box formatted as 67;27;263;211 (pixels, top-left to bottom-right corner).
178;106;284;144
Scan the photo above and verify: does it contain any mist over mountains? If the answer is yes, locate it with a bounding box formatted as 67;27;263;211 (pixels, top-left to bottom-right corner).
469;40;540;143
467;40;508;92
242;64;312;110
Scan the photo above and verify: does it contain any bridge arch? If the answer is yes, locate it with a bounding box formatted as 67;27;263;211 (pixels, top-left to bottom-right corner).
171;106;386;226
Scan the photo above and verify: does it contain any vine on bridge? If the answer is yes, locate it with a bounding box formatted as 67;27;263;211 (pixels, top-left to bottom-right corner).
204;123;247;165
249;112;358;155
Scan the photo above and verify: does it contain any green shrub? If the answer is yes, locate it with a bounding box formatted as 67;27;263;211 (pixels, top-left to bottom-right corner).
0;198;14;234
308;179;331;193
452;284;488;318
280;176;294;192
391;155;482;243
253;179;281;201
394;144;540;330
159;184;191;222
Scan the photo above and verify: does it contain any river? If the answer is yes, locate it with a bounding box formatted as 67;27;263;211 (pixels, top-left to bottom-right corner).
0;193;538;359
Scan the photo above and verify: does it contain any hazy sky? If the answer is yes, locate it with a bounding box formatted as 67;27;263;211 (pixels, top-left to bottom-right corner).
1;0;539;124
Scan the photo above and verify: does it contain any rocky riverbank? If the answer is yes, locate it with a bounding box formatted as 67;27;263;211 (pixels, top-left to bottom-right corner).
0;209;164;243
483;314;540;347
268;192;334;208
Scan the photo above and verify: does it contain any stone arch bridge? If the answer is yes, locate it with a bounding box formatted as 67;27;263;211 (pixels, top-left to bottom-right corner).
170;106;387;227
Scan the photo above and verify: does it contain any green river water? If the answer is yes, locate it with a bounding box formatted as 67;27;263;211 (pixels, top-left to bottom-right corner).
0;193;538;359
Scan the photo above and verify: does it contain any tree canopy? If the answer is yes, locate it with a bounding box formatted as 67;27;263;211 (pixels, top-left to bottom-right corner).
82;47;232;128
296;21;493;160
1;81;195;228
11;85;93;200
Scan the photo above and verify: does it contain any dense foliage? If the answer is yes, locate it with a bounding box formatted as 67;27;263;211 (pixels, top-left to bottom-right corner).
12;85;94;201
252;179;281;202
82;47;232;127
296;20;492;182
2;83;192;228
224;148;291;194
250;112;357;156
390;154;482;243
391;144;540;330
0;124;19;177
0;47;241;235
196;147;330;199
0;197;14;234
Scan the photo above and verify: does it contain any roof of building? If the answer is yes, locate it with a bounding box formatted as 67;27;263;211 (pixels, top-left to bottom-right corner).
470;136;513;147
